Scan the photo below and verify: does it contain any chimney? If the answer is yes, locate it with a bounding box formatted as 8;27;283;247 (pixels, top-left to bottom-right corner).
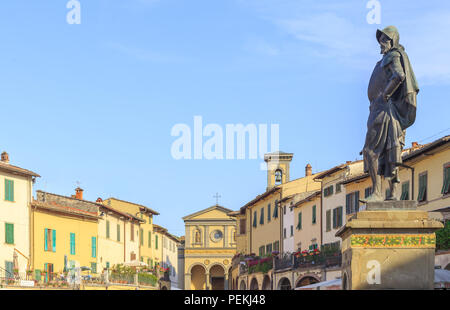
75;187;84;200
1;152;9;164
412;142;419;148
96;197;103;203
305;163;312;176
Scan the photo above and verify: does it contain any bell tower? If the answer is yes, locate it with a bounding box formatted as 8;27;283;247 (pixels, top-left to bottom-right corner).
264;151;293;191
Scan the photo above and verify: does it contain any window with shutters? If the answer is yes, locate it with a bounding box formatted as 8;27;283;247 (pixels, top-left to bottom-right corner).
296;212;302;230
70;233;76;255
332;207;343;229
106;262;110;269
326;210;331;232
312;205;316;224
240;219;246;235
5;223;14;244
273;241;279;252
130;224;134;241
5;261;14;279
442;164;450;195
290;225;293;236
364;187;373;199
283;228;286;239
273;201;279;218
259;246;265;257
106;221;110;239
148;231;152;248
267;204;271;222
140;229;144;246
91;262;97;274
92;237;97;258
336;183;342;193
4;179;14;202
155;235;158;249
266;243;272;254
260;208;264;225
418;172;428;202
400;182;410;200
332;208;337;229
117;224;121;242
253;211;257;228
345;191;360;215
45;229;56;252
324;185;334;197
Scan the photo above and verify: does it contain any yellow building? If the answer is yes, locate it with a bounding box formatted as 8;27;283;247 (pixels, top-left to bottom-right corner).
102;197;159;267
152;224;181;287
96;198;143;271
31;190;99;281
182;205;237;290
0;152;39;276
240;152;322;256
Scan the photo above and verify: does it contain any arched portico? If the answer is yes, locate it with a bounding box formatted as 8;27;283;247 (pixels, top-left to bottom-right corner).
277;277;291;290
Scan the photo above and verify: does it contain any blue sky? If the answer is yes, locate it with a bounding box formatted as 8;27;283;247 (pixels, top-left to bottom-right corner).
1;0;449;237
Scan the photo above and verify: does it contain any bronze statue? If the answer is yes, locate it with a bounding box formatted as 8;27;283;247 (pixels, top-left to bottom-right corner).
362;26;419;202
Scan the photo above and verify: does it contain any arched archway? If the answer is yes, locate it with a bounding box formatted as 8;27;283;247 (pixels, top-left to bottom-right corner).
209;264;225;290
250;277;259;290
277;277;291;290
239;279;247;290
296;275;320;288
190;265;206;290
262;275;271;290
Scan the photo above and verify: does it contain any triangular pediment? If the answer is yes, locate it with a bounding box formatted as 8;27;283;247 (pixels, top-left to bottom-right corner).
182;205;233;221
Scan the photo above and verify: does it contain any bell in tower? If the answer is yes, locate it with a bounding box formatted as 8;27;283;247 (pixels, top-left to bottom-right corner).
264;151;293;191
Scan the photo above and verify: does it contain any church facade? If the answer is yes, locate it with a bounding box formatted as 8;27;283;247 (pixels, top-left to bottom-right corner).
181;205;237;290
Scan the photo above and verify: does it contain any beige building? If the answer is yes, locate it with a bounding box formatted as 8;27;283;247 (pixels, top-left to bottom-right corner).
0;152;39;276
101;198;159;267
182;205;236;290
313;161;364;247
154;225;181;288
293;191;321;252
97;199;142;271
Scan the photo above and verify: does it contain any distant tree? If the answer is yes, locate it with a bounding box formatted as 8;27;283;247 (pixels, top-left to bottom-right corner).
436;220;450;251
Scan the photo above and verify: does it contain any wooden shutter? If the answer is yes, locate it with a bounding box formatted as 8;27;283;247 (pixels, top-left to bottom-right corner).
442;166;450;195
312;205;316;224
45;228;48;251
260;208;264;225
5;223;14;244
338;207;343;227
267;204;271;222
326;210;331;232
332;209;337;228
345;194;351;215
52;230;56;252
297;212;302;230
106;221;110;239
92;237;97;258
70;233;75;255
148;231;152;248
354;191;360;213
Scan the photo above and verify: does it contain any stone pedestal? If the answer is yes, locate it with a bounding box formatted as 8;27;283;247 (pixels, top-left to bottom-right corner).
336;201;443;290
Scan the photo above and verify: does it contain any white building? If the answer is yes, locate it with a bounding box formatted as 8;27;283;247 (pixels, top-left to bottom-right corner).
0;152;39;276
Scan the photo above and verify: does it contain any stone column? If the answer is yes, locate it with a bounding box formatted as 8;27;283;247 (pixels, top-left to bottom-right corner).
184;273;191;290
205;272;210;290
336;201;443;290
224;273;229;290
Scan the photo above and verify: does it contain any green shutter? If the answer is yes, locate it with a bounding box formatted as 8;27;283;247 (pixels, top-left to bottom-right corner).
297;212;302;230
92;237;97;258
312;205;316;224
326;210;331;232
91;263;97;274
332;209;337;228
418;174;427;201
338;207;343;227
442;166;450;195
401;182;409;200
5;179;14;202
148;231;152;248
253;211;257;228
106;221;110;239
140;229;144;246
44;228;48;251
267;204;271;222
52;230;56;252
273;201;278;218
70;233;76;255
155;235;158;249
5;223;14;244
260;208;264;225
106;262;110;269
117;224;120;241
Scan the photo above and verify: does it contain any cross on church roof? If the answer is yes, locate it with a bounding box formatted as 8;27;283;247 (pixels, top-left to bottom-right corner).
213;192;221;205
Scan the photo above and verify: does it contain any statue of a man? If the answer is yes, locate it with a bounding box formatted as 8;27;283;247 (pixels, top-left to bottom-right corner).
362;26;419;202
